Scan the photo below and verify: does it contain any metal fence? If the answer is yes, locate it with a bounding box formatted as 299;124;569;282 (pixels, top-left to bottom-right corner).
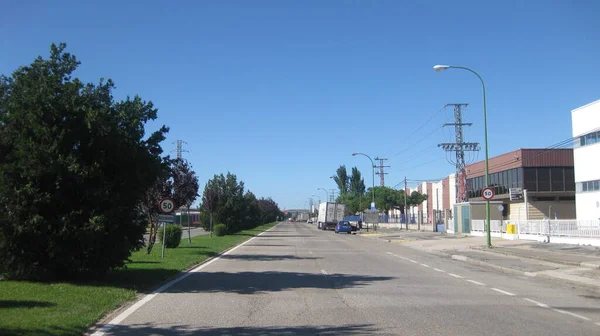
471;220;503;233
514;219;600;238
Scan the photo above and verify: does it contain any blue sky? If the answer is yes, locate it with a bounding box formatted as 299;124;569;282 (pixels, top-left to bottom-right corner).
1;0;599;210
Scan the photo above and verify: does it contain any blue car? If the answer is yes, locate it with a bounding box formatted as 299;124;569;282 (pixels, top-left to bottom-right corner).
335;221;352;234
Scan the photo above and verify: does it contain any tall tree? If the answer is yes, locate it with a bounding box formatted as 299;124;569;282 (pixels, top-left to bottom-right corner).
142;158;200;253
0;43;168;280
333;165;350;195
349;167;366;195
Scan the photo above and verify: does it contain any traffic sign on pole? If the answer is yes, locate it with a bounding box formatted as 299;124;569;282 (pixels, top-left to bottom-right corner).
158;197;175;214
482;187;495;201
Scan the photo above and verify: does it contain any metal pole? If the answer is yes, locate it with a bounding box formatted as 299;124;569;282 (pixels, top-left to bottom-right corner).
161;221;166;258
445;66;491;248
187;206;192;244
436;188;439;232
318;188;329;204
404;177;409;230
352;153;376;209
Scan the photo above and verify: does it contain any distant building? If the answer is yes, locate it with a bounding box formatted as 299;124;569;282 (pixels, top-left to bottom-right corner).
572;99;600;220
464;148;575;220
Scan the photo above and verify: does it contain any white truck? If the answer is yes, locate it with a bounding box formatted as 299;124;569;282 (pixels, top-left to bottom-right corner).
317;202;345;230
297;212;309;222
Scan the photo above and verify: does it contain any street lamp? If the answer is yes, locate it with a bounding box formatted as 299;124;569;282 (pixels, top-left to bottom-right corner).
434;64;491;248
312;194;321;204
351;152;376;210
317;188;329;203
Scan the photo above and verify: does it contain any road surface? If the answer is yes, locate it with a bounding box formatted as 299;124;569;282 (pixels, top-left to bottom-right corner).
101;221;600;335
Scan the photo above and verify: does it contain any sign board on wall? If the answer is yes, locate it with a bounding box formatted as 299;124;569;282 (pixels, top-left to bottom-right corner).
364;211;379;224
509;188;523;201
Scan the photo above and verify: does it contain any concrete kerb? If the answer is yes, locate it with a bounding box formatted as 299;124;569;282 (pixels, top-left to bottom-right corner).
470;246;600;270
446;252;600;292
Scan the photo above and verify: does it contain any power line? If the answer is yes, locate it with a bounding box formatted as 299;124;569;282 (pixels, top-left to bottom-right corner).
383;106;446;157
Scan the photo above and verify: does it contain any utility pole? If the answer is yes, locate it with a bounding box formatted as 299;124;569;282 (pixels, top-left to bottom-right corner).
436;188;440;232
404;177;409;230
374;157;390;187
329;189;337;202
438;104;480;203
172;140;189;159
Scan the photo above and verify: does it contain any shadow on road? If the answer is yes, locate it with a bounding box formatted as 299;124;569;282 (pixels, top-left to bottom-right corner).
244;244;291;247
104;323;379;335
166;271;394;295
257;235;312;238
219;254;321;261
0;300;56;309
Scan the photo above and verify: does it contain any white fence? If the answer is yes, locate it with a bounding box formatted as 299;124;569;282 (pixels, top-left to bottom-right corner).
515;220;600;238
469;219;600;245
471;220;504;237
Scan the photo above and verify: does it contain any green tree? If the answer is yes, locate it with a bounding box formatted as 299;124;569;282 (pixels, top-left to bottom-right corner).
199;172;246;233
349;167;366;195
0;43;168;280
142;158;199;254
332;165;349;195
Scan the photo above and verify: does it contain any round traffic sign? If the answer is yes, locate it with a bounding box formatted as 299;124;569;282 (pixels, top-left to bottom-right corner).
158;197;175;214
482;188;495;201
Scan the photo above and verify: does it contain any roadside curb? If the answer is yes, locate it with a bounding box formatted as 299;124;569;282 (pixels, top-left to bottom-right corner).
470;246;600;270
447;253;600;292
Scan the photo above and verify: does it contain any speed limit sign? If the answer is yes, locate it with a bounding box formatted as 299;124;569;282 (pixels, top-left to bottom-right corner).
158;197;175;214
482;187;495;201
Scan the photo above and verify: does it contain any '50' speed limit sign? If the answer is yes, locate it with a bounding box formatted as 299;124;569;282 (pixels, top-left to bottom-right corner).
158;198;175;214
482;187;495;201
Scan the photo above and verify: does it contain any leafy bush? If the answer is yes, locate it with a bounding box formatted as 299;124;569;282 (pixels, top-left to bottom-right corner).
0;44;169;280
214;224;227;237
158;224;183;248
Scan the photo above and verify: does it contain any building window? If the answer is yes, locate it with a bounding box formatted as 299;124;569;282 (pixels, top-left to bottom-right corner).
524;168;537;191
537;168;551;192
577;130;600;148
550;168;564;192
577;179;600;193
565;167;575;191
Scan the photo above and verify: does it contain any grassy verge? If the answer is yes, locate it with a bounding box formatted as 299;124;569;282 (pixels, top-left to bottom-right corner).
0;222;278;336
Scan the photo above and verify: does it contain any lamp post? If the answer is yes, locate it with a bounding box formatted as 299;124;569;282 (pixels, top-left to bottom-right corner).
317;188;329;204
351;152;376;210
434;64;491;248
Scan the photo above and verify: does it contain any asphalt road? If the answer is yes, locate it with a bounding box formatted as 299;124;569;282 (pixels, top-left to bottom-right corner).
101;221;600;335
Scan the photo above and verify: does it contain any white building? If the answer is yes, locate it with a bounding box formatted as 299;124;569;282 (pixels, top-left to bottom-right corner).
572;99;600;220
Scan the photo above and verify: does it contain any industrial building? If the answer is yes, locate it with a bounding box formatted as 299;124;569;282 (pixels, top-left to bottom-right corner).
572;99;600;220
464;148;575;221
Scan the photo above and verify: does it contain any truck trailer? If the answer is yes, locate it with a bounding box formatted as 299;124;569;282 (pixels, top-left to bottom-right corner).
317;202;345;230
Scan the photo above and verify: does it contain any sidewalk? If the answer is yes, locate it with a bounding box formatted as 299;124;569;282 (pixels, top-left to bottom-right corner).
361;230;600;291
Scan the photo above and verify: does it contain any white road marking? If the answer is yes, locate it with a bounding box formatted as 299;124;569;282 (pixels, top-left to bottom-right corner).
552;308;591;321
309;250;313;255
466;279;485;286
433;268;446;273
91;224;277;336
386;252;393;254
409;260;419;263
321;269;328;275
595;322;600;326
420;264;431;268
524;298;549;309
448;273;463;279
388;252;409;260
491;288;515;296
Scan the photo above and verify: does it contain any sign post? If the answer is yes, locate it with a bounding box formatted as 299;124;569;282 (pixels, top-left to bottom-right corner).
481;188;494;244
158;197;176;259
